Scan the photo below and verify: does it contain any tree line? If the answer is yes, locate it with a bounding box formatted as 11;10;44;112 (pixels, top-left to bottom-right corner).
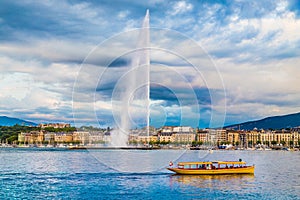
0;125;77;144
0;125;41;143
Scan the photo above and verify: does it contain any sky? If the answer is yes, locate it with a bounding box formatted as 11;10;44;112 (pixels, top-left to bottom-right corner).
0;0;300;128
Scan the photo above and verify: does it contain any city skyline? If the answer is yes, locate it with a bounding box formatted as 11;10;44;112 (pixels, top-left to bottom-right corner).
1;0;300;128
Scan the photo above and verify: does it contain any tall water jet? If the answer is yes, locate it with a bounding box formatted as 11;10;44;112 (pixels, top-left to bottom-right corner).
110;10;150;146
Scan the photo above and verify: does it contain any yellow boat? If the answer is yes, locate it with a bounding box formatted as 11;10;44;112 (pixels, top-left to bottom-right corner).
167;160;255;175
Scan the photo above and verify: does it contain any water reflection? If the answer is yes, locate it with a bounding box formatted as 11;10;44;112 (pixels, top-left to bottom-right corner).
170;174;255;191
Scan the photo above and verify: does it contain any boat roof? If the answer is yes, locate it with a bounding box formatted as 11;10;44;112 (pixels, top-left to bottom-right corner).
178;161;212;165
214;161;246;165
178;161;246;165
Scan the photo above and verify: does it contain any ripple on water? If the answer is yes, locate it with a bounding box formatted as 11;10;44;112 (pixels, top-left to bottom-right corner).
0;149;299;199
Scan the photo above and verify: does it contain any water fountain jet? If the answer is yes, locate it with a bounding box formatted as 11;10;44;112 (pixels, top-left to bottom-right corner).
110;10;150;147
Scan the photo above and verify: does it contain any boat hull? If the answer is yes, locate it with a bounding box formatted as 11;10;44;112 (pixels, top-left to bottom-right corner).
167;166;255;175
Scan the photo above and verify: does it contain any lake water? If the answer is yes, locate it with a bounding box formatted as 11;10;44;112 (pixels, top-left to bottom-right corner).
0;148;299;199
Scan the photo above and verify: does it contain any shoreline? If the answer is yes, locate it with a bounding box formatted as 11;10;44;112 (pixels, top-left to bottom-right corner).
0;145;298;151
68;146;161;150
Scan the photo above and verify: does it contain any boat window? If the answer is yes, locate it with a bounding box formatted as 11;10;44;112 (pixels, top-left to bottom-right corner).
191;164;197;169
184;165;189;169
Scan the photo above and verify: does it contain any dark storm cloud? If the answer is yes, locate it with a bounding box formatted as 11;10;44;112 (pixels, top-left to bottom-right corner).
150;84;212;106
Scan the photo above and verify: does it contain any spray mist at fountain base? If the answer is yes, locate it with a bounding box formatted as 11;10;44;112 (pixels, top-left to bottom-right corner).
110;129;129;147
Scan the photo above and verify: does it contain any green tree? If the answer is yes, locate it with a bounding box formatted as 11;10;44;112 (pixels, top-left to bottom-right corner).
7;135;18;144
44;127;56;132
1;133;11;142
280;140;286;146
256;140;261;145
43;126;76;133
129;140;138;145
160;141;170;145
271;141;277;145
265;141;270;146
248;141;253;147
191;141;197;147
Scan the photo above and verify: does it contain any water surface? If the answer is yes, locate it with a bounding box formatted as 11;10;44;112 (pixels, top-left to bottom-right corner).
0;149;299;199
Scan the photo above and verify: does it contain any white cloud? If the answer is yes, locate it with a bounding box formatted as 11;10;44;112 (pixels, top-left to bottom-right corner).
197;1;300;62
118;10;130;19
215;56;300;124
0;39;94;63
171;1;193;15
1;0;299;127
0;73;33;99
27;0;104;25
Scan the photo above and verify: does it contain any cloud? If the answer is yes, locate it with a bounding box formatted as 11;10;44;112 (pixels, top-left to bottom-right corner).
0;0;299;128
217;56;300;125
170;1;193;15
118;10;130;19
0;39;94;64
200;1;300;63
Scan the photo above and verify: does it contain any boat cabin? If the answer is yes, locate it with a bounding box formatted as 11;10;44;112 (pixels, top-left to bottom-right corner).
177;161;247;170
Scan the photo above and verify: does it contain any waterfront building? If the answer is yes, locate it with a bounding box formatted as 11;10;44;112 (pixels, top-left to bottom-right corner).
158;132;174;143
15;126;299;148
239;131;247;148
246;129;262;146
290;131;299;146
18;133;25;144
272;130;299;146
158;126;175;143
134;127;158;144
137;132;158;144
259;130;274;146
173;126;193;133
232;129;300;147
227;130;240;146
172;126;195;144
88;131;104;144
216;129;227;144
44;132;55;144
161;126;174;133
54;132;73;143
275;131;289;144
128;130;139;144
18;131;44;145
195;129;209;143
73;131;90;145
207;129;227;145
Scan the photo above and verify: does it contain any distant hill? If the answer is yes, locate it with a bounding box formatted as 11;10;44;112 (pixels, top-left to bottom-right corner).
0;116;37;126
225;112;300;130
